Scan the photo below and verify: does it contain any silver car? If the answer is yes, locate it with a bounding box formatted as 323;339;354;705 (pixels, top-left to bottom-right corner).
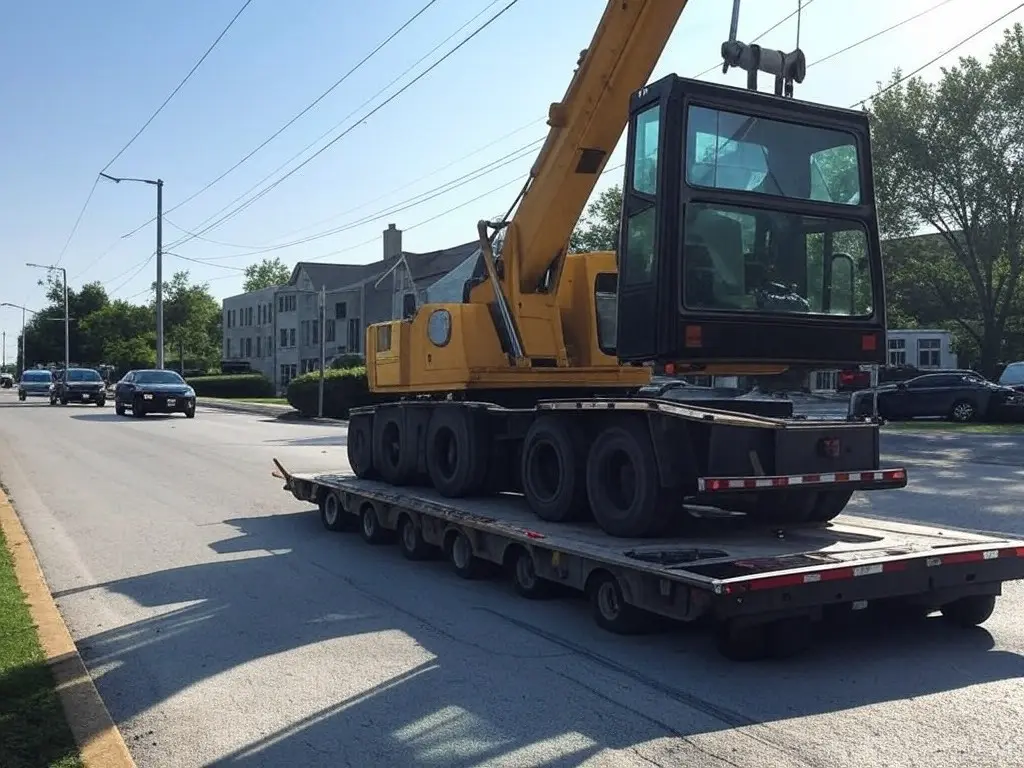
18;369;54;401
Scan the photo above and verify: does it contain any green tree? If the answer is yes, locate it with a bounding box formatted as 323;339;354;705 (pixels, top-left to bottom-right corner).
243;257;291;292
869;24;1024;375
151;271;222;369
569;185;622;253
81;301;156;372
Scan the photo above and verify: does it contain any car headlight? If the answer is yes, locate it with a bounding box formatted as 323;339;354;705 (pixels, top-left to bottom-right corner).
185;388;195;397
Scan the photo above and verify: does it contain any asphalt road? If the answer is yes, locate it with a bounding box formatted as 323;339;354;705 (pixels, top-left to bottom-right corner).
0;390;1022;767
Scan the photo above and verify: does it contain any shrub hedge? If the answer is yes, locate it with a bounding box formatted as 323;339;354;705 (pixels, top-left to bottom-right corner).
330;353;365;370
286;366;374;419
187;373;276;399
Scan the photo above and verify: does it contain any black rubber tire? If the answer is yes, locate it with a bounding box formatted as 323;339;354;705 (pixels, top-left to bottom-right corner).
115;401;126;416
588;571;652;634
133;396;146;417
96;398;106;407
372;408;416;485
359;504;391;544
940;594;996;627
347;412;377;479
448;530;481;579
183;400;196;419
320;492;351;532
397;515;432;560
715;620;769;661
425;407;488;497
521;415;589;523
585;420;672;538
765;616;815;658
60;397;68;406
18;394;25;402
808;489;854;523
949;399;976;423
509;547;551;599
49;396;56;406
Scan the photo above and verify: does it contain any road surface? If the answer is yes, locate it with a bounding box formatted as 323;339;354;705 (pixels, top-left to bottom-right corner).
0;391;1022;767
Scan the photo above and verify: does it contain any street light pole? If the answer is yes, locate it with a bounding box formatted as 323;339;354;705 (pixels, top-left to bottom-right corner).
99;172;165;368
2;303;33;375
318;284;326;419
25;264;68;375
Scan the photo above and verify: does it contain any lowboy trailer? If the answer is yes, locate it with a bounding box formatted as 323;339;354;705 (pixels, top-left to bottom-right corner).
274;459;1024;660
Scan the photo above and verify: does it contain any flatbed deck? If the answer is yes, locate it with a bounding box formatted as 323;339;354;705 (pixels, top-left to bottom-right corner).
275;460;1024;660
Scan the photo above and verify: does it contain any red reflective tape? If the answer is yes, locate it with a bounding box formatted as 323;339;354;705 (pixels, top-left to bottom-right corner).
523;530;545;539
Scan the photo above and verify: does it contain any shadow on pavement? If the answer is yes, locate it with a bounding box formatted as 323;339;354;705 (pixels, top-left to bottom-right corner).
0;653;82;766
51;507;1024;766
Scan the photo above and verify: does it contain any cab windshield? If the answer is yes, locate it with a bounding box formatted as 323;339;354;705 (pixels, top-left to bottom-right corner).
685;105;862;205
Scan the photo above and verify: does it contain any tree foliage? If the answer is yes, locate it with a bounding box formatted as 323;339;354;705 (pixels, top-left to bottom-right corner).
569;185;622;253
870;23;1024;374
243;257;291;292
17;269;222;376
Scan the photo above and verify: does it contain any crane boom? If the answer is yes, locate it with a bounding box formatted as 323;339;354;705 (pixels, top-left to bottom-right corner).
506;1;688;295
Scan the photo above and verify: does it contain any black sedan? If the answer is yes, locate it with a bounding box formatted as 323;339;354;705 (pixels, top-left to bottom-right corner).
114;369;197;418
51;367;107;406
849;371;1024;423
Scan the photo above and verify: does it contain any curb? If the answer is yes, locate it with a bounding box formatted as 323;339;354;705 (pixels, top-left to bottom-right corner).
0;488;135;768
199;399;348;425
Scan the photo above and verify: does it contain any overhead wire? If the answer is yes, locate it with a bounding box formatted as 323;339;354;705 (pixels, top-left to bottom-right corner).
851;0;1024;107
161;0;524;252
122;0;442;237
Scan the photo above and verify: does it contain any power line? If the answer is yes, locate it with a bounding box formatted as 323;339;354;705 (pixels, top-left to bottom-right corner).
129;0;441;233
53;176;100;268
851;0;1024;107
103;0;255;172
163;0;524;252
810;0;960;70
123;0;488;244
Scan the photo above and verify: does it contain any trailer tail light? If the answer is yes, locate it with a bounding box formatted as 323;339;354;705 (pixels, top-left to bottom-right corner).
698;468;907;492
720;546;1023;595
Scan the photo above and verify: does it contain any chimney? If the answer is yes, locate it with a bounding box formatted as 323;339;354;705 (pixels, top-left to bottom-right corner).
383;223;402;260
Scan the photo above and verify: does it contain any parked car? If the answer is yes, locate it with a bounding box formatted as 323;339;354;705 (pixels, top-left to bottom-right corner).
114;369;196;418
998;361;1024;392
0;373;12;389
51;367;106;406
17;369;53;401
849;371;1024;422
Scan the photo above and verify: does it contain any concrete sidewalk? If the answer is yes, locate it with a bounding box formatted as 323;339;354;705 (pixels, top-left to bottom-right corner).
198;397;347;425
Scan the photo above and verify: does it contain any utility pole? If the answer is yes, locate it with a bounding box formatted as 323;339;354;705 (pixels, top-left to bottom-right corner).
25;264;68;376
318;284;326;419
99;172;165;368
2;330;6;371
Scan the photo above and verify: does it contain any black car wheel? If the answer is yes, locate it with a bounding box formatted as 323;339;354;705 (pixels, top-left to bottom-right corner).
133;397;146;417
950;400;976;423
184;400;196;419
115;400;126;416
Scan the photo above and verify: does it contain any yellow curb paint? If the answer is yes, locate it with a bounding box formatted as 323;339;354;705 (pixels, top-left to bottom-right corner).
0;488;136;768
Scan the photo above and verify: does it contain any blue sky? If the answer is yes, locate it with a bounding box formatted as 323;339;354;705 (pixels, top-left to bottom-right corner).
1;0;1020;362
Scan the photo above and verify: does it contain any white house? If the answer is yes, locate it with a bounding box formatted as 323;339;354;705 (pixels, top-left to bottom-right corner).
885;328;957;370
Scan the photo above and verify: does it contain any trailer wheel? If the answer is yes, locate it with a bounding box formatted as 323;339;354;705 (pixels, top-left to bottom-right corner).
426;407;488;497
320;491;351;532
521;416;589;522
448;530;482;579
586;421;671;538
808;489;854;523
764;616;814;658
348;413;377;479
508;546;550;600
359;503;392;545
940;594;996;627
397;515;432;560
588;571;650;634
714;620;768;661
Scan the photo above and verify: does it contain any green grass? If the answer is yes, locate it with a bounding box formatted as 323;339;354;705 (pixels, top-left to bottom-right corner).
237;397;289;405
883;420;1024;434
0;528;82;768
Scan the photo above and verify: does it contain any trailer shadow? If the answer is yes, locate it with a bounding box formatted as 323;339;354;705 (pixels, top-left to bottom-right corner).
53;507;1024;766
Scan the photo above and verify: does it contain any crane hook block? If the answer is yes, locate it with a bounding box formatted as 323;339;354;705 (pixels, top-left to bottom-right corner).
720;40;806;97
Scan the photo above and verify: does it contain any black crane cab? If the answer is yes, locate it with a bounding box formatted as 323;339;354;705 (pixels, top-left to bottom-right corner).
611;74;888;371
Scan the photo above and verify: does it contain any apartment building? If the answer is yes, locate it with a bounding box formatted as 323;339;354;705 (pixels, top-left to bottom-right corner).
221;223;479;393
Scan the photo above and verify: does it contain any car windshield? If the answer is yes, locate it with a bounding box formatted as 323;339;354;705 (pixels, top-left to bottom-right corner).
135;371;185;385
1000;363;1024;385
21;371;51;382
67;369;102;382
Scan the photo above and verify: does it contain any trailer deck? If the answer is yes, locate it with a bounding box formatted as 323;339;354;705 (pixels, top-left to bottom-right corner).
275;460;1024;660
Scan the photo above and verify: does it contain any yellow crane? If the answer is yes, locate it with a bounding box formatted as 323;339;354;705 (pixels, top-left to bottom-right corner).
347;0;906;537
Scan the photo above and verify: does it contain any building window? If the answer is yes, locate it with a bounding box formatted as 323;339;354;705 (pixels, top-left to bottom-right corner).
348;318;361;352
226;338;232;357
280;329;288;348
326;319;336;342
335;302;347;319
289;328;296;347
402;293;416;319
312;320;319;344
256;337;262;358
267;336;273;355
245;338;252;357
280;364;291;386
247;307;253;326
918;338;941;368
888;337;906;366
278;297;284;313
